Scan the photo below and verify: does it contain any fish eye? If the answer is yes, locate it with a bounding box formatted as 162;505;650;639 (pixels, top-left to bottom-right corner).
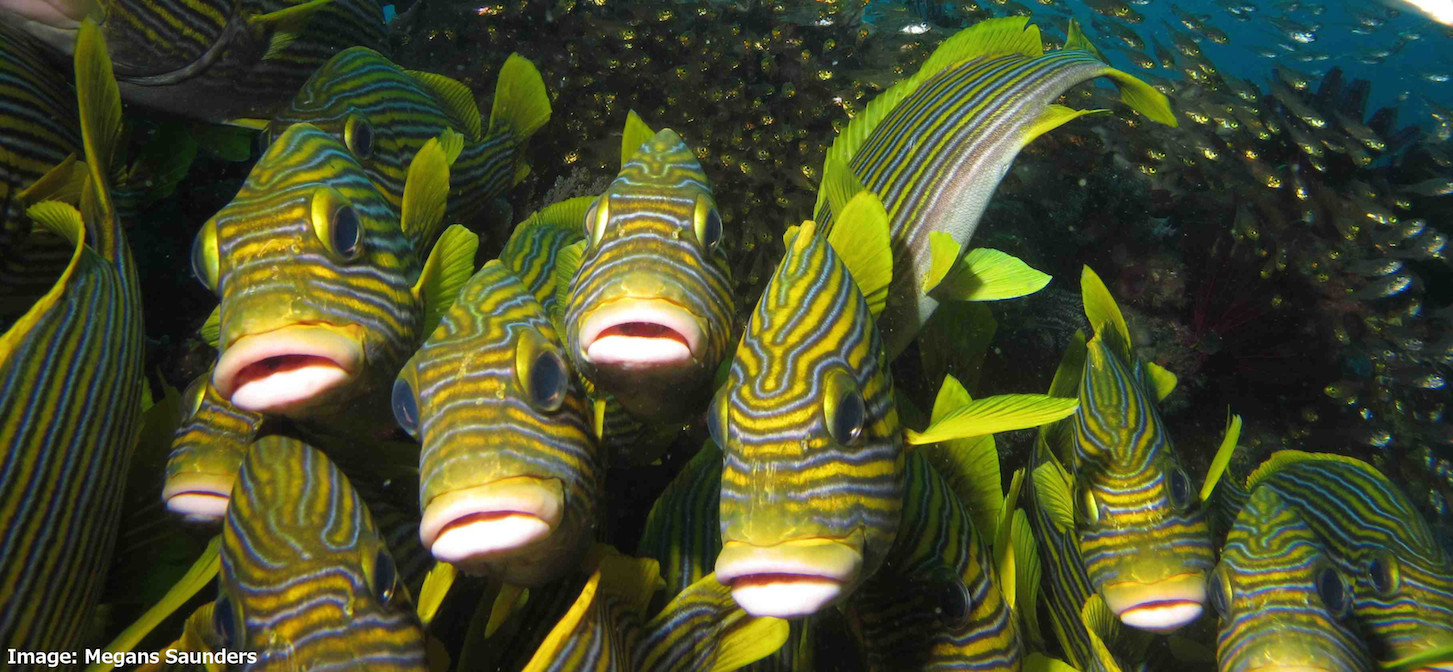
587;195;610;246
373;548;399;606
212;594;240;648
391;376;419;440
1208;565;1232;621
1367;552;1400;596
1077;480;1104;528
310;188;365;261
1166;467;1193;511
693;196;723;254
181;376;209;423
1315;563;1351;619
823;370;865;446
345;114;374;159
528;348;568;413
932;577;974;630
705;386;729;448
191;220;220;293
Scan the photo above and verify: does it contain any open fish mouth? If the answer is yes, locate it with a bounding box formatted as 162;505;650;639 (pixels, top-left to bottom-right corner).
1103;571;1207;633
214;325;363;416
161;473;236;521
420;477;565;569
714;536;864;618
578;299;704;369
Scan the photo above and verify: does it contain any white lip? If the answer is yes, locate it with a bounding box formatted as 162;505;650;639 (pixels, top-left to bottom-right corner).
162;473;235;521
420;478;565;566
1119;601;1203;633
730;578;844;618
1103;572;1208;633
714;538;863;618
213;325;362;415
578;299;703;369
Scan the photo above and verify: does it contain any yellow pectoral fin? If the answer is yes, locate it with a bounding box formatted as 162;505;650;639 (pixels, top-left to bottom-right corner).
414;225;480;337
905;394;1078;444
416;561;457;627
1032;459;1075;533
401;137;453;248
1021;104;1107;150
485;583;528;638
922;231;961;295
200;305;221;349
1199;412;1242;502
1143;361;1178;401
826;191;893;318
933;247;1052;301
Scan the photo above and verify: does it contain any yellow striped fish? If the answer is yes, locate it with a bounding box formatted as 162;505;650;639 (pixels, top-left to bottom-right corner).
1246;451;1453;671
710;207;901;620
210;435;427;670
521;547;787;672
266;47;551;226
396;200;598;585
161;369;265;522
193;123;476;439
815;17;1175;357
1069;267;1214;634
0;21;144;653
0;0;387;122
1210;485;1373;672
561;112;735;430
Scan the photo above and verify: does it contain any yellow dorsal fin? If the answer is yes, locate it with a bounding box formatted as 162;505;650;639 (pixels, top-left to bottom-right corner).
407;70;483;139
489;53;551;141
1199;412;1242;502
552;239;586;325
401;137;452;250
1247;449;1379;491
1081;266;1133;360
413;226;479;337
621;110;656;169
437;128;464;164
931;247;1052;301
416;562;457;627
780;223;801;250
1064;19;1104;61
250;0;332;60
825;190;892;319
199;305;221;349
1021;104;1108;150
905;394;1078;445
1102;67;1178;127
1143;361;1177;401
17;154;87;205
820;155;867;220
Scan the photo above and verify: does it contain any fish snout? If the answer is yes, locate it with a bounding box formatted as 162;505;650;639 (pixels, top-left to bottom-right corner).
420;477;566;573
714;534;865;618
1102;570;1207;633
576;298;705;371
161;472;236;522
213;324;364;416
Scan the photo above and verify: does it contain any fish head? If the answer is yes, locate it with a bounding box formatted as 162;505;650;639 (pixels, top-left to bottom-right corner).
266;47;411;205
198;123;423;419
1073;334;1213;633
712;226;902;619
398;261;598;586
563;129;735;425
216;436;427;671
1350;542;1453;669
1212;488;1373;672
162;372;264;522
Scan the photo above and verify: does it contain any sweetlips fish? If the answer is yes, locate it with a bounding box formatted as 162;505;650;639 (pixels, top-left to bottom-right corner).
1210;485;1373;672
519;546;787;672
0;0;387;122
0;20;144;653
161;369;265;522
813;17;1176;358
191;123;477;439
1245;451;1453;671
197;435;427;670
560;111;735;429
265;46;551;226
394;197;599;586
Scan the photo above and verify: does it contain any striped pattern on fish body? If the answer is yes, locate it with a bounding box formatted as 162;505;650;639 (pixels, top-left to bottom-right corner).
215;435;427;670
846;451;1022;671
814;17;1174;357
1072;326;1213;634
1210;485;1373;672
0;21;144;652
564;127;735;430
200;122;436;432
398;258;598;586
161;370;265;523
712;222;903;619
1247;451;1453;666
268;46;550;226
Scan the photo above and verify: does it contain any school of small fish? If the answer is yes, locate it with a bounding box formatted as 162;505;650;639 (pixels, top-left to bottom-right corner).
0;0;1451;671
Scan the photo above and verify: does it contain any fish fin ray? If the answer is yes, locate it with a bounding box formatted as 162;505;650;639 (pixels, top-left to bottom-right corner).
74;19;121;258
621;110;656;168
199;305;221;349
407;70;482;139
933;247;1052;301
489;53;550;141
825;191;892;319
414;225;479;336
1022;104;1107;149
1064;19;1104;61
1143;361;1177;401
1080;266;1133;358
905;394;1078;444
401;137;452;249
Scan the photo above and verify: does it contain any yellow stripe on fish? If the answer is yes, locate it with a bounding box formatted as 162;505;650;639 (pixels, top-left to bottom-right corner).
212;435;427;670
815;17;1175;357
0;21;145;653
563;112;735;431
161;369;265;523
267;46;550;226
1210;485;1373;672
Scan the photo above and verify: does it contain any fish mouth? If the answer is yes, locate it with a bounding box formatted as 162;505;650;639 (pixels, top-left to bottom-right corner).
213;324;363;415
161;473;235;522
578;299;704;370
1102;571;1207;633
0;0;88;27
714;536;864;618
420;477;565;568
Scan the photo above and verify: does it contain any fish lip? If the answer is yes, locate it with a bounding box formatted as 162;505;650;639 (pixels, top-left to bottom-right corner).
1102;571;1207;633
577;299;704;369
213;324;364;415
420;477;566;566
162;473;236;521
714;536;864;617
